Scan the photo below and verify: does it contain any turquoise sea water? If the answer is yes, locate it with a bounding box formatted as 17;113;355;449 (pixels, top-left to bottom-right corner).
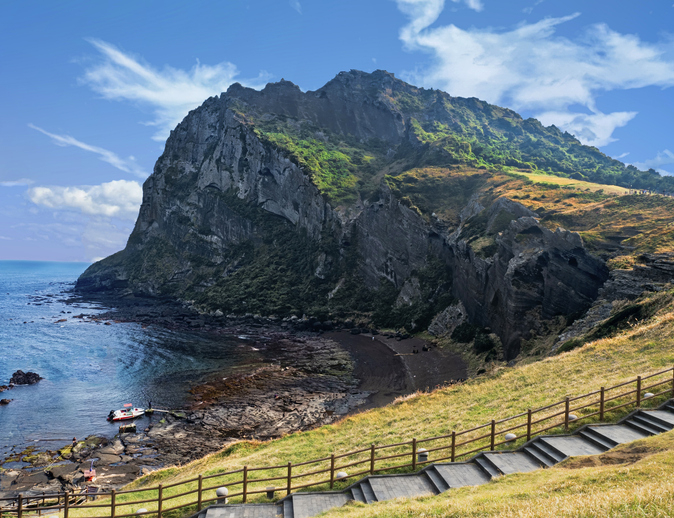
0;260;259;460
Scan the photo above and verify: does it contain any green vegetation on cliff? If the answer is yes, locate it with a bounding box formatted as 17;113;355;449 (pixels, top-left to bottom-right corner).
242;77;672;208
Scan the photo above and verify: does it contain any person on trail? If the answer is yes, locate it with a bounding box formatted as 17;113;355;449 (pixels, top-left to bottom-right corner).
72;437;77;448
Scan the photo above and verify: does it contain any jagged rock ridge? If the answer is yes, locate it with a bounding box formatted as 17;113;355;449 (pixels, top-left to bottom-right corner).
77;70;613;359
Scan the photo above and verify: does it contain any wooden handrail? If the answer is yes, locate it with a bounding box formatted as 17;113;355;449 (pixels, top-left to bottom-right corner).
1;367;671;518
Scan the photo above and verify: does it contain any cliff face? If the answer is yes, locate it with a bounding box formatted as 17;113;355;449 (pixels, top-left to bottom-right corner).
77;70;611;359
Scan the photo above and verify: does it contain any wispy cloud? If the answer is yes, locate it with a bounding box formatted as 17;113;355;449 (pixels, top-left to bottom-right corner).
29;124;148;178
289;0;302;14
0;236;10;240
450;0;483;12
27;179;142;219
80;39;269;142
632;149;674;176
536;110;636;149
523;0;545;14
396;1;674;147
0;178;33;187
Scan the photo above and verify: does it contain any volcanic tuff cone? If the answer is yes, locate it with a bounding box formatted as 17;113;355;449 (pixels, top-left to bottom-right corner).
79;70;672;359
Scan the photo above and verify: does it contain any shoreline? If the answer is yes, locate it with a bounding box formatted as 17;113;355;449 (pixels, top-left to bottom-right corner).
1;297;467;498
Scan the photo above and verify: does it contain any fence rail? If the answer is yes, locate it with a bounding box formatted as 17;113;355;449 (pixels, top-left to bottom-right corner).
2;366;672;518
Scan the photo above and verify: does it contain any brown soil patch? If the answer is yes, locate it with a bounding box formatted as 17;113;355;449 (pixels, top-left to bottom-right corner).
561;444;659;469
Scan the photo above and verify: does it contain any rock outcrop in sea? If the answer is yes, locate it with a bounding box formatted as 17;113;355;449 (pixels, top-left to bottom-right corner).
9;370;42;385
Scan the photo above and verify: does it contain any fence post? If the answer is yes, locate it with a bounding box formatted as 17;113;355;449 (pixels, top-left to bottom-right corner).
370;445;375;475
637;376;642;408
157;484;163;518
197;475;203;511
451;431;456;462
17;494;23;518
527;409;532;442
64;491;69;518
412;438;417;470
286;462;292;496
111;489;116;518
565;397;570;431
329;454;335;489
490;420;496;451
600;387;605;421
671;367;674;398
242;466;248;503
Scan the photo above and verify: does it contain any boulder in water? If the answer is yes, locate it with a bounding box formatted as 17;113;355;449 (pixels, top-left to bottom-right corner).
9;370;43;385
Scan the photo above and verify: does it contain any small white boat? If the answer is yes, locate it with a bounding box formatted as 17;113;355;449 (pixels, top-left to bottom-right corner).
107;403;144;421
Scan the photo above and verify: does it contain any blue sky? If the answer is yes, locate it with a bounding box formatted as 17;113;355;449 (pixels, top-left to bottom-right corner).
1;0;673;262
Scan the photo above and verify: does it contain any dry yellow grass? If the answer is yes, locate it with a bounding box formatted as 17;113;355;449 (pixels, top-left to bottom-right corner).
323;432;674;517
512;171;627;195
60;301;674;518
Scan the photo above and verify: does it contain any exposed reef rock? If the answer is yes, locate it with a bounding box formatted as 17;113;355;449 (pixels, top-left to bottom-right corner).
77;70;613;359
9;370;42;385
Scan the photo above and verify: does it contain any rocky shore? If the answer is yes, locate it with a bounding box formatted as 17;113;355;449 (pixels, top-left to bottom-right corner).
0;297;467;499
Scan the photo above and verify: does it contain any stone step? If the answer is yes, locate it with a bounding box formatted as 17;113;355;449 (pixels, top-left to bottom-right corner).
483;452;543;474
424;467;450;493
530;439;566;464
523;446;555;467
350;485;366;503
433;462;491;488
368;474;436;501
195;400;674;518
578;430;614;451
205;504;282;518
360;480;377;504
283;498;293;518
633;413;670;433
587;425;647;445
290;493;349;518
625;418;661;436
474;456;501;479
539;436;605;458
641;410;674;428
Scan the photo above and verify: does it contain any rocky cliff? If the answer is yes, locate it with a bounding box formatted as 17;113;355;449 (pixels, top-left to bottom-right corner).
77;70;617;360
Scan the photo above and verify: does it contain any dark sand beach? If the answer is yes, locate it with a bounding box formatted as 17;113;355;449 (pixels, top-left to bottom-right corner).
1;302;467;497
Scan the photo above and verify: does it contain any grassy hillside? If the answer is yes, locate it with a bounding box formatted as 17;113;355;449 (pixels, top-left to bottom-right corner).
385;166;674;263
65;287;674;518
237;73;674;208
326;432;674;517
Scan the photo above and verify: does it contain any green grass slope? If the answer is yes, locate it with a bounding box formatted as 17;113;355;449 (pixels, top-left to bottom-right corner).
63;289;674;518
235;72;673;208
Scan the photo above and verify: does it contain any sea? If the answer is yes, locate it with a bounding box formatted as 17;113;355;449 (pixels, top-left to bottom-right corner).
0;260;261;464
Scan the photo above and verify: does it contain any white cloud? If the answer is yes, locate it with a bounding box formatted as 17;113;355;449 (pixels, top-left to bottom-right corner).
450;0;483;12
0;178;33;187
523;0;545;14
29;124;147;178
27;180;142;220
80;39;268;142
0;236;10;240
536;110;637;148
289;0;302;14
632;149;674;175
81;220;133;259
396;2;674;146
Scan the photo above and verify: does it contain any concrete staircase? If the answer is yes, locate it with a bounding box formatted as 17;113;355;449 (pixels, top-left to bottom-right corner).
199;400;674;518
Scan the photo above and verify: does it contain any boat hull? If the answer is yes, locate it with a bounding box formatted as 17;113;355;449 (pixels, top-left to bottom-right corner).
108;408;144;421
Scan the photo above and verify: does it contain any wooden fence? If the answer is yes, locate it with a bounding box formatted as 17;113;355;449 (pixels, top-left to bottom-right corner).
2;366;673;518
